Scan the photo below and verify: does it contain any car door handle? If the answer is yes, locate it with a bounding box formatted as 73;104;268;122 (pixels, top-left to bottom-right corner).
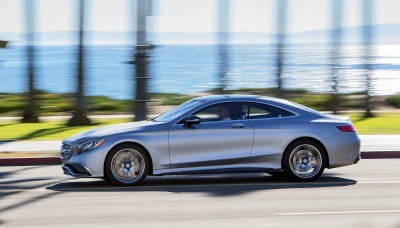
231;123;245;128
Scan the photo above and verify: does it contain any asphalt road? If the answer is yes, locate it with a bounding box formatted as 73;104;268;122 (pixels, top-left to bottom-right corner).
1;160;400;227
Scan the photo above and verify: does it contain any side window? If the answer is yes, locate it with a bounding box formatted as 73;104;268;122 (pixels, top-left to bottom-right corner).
191;102;249;122
249;103;295;119
195;105;219;122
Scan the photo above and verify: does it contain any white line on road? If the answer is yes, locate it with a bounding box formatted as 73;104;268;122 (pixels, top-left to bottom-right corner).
277;209;400;216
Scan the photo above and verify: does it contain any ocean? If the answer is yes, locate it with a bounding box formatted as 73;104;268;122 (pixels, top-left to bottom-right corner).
0;44;399;100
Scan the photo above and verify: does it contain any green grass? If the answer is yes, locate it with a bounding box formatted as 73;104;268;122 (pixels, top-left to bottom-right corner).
386;95;400;108
0;118;131;140
346;112;400;135
0;92;132;116
0;113;399;141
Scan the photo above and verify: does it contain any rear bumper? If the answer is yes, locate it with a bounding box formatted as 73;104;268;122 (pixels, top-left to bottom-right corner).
321;132;361;169
354;155;361;164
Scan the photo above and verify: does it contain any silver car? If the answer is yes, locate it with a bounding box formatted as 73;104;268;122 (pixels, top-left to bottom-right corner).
61;95;361;185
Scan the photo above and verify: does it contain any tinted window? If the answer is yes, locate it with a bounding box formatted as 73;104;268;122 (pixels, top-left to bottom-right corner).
249;103;295;119
187;102;249;123
153;100;204;122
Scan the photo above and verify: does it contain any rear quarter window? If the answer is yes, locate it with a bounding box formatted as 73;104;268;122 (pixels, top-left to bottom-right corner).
249;102;295;119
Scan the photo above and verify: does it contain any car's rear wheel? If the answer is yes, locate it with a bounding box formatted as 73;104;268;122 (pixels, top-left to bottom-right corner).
283;140;326;182
105;144;149;186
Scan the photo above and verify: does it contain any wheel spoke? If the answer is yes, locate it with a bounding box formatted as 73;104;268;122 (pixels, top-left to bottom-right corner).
289;144;323;179
111;148;146;184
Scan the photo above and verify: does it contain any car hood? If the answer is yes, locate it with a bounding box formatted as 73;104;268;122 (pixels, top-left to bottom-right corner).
65;120;163;142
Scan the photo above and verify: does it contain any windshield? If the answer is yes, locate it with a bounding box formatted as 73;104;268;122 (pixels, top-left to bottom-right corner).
153;99;204;122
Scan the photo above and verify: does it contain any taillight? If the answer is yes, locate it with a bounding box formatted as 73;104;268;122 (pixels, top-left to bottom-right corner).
337;125;356;132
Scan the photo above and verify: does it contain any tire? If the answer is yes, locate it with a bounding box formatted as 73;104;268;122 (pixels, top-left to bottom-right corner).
105;144;150;186
101;176;110;182
282;139;326;182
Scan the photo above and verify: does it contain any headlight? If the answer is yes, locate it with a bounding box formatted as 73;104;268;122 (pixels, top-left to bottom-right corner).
78;138;106;153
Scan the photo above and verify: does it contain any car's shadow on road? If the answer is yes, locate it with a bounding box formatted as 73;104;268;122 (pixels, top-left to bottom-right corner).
47;173;357;197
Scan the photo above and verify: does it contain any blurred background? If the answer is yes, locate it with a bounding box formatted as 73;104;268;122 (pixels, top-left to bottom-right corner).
0;0;399;141
2;2;400;226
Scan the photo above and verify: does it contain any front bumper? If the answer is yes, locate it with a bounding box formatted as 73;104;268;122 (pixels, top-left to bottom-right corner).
61;144;109;178
62;164;92;177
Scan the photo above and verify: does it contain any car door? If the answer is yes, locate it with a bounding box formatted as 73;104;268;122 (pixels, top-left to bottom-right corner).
168;102;254;168
247;102;298;165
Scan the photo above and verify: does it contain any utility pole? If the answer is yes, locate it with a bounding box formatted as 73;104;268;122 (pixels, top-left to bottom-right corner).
133;0;151;121
68;0;90;126
217;0;229;93
275;0;287;98
22;0;39;123
330;0;343;114
363;0;374;117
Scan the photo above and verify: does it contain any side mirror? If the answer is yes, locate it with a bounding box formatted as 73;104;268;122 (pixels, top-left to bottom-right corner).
183;115;200;128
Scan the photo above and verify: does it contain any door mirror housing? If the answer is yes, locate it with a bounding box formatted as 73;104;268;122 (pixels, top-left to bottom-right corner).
183;115;200;128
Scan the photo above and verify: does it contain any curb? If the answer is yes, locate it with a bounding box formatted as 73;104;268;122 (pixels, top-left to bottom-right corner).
0;157;60;166
0;151;399;166
360;151;400;159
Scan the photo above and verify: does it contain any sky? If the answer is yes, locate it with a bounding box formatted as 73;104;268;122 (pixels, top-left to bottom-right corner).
0;0;400;34
0;0;399;45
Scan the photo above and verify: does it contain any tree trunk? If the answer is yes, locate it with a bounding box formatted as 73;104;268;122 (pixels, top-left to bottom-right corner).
330;0;343;114
68;0;90;126
275;0;286;98
133;0;151;121
217;0;229;94
22;0;39;123
363;0;374;118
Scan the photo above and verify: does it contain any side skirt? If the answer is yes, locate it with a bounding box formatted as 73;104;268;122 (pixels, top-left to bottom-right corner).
152;166;281;176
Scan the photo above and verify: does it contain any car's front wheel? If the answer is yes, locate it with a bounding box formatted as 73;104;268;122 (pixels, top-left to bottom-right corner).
105;144;149;186
282;140;326;182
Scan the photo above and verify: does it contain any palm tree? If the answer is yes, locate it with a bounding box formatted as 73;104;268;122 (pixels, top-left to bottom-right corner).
133;0;151;121
275;0;287;98
22;0;39;123
68;0;90;126
330;0;343;114
363;0;374;118
217;0;230;94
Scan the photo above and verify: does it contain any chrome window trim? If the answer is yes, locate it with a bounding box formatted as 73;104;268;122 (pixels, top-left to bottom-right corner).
172;100;299;126
173;100;250;126
247;114;299;121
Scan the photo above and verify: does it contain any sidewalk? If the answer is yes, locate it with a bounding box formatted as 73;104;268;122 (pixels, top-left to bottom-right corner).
358;135;400;151
0;114;135;121
0;135;399;155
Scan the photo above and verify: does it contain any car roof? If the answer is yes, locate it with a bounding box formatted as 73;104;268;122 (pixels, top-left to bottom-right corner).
195;94;262;101
194;94;322;117
195;94;292;105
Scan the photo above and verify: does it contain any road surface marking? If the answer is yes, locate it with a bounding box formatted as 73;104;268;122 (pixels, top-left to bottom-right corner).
277;209;400;216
